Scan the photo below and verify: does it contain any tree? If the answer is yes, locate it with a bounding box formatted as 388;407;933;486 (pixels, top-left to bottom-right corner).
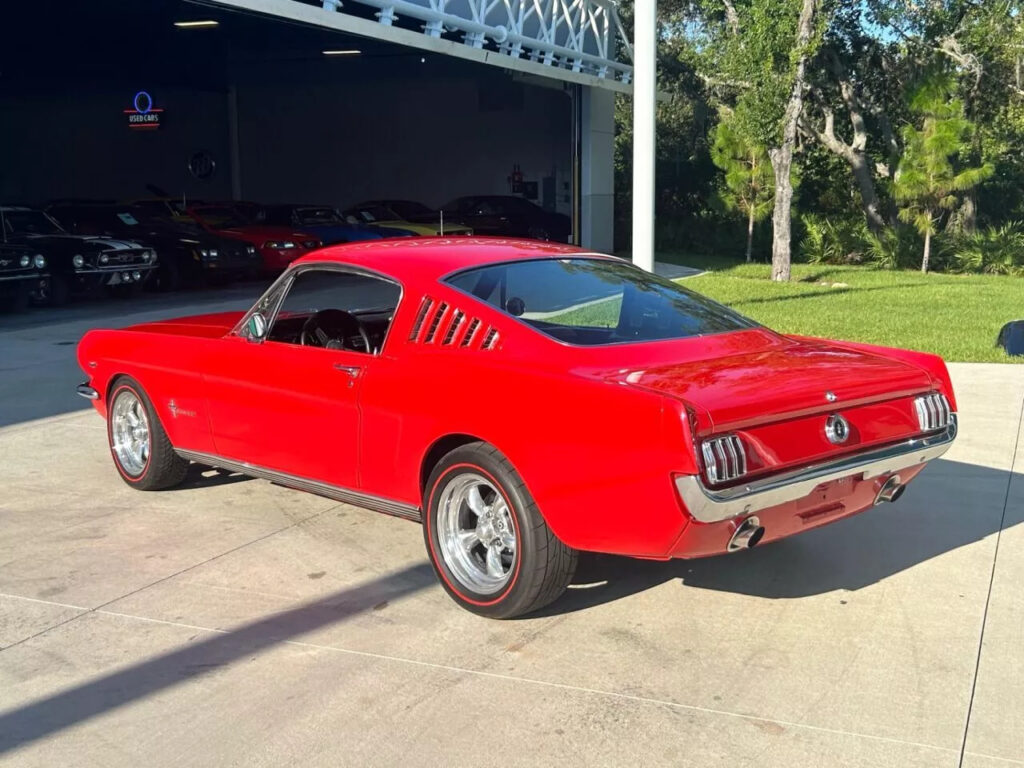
894;77;994;273
710;118;774;261
694;0;825;281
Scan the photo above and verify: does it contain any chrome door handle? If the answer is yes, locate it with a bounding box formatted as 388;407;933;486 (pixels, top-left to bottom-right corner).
333;364;361;377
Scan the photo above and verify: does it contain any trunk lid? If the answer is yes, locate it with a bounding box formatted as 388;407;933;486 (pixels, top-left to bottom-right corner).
618;335;932;432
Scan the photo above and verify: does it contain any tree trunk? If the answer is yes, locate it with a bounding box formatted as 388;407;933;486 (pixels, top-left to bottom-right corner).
850;152;885;234
922;224;932;274
745;205;755;262
769;0;819;282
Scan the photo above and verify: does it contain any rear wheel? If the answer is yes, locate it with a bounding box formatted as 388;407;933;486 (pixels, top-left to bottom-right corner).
423;443;577;618
107;378;188;490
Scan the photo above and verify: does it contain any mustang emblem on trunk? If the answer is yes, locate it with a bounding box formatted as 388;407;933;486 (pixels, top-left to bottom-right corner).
825;413;851;444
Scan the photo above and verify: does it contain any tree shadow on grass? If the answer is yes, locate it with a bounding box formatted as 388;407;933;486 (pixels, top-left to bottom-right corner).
729;284;896;308
0;563;437;755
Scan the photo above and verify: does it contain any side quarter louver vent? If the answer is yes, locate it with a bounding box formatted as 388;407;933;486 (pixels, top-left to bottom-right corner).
423;302;449;343
461;318;481;347
442;310;465;345
409;296;434;341
407;296;499;351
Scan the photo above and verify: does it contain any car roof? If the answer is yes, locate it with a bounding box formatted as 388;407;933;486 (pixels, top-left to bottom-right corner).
294;237;609;282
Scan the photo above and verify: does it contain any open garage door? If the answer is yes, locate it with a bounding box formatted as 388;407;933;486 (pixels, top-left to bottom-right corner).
0;0;621;251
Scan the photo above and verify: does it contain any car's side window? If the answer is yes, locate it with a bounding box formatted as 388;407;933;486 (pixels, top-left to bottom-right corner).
267;268;402;355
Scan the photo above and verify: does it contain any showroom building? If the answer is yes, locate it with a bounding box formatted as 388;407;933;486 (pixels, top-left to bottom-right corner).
0;0;633;254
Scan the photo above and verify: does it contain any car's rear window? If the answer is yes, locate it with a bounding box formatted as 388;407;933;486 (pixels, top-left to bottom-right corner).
445;257;757;346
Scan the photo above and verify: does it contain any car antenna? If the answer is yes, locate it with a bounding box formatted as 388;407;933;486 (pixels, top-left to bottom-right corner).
440;208;444;236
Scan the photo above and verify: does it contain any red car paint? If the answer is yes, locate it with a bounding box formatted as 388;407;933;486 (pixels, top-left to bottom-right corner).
187;205;321;271
77;238;957;560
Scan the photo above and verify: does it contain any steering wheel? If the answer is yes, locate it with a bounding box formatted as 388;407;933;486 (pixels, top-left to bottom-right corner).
300;309;371;352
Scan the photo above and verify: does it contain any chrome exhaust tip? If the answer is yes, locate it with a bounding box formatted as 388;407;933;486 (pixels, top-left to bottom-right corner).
727;516;765;553
875;475;905;505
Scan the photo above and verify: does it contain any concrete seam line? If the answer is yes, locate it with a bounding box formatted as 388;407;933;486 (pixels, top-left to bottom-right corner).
0;509;331;654
957;394;1024;768
68;607;958;756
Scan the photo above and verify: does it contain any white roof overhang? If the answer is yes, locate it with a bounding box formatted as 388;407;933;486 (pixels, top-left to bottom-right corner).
205;0;633;93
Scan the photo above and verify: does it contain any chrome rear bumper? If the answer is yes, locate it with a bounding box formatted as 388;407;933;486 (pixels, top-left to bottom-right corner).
76;383;99;400
675;416;957;523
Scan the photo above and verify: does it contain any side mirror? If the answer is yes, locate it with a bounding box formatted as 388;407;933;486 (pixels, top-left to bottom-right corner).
246;312;268;342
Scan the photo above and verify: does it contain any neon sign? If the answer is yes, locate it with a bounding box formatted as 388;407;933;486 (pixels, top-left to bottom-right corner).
125;91;164;130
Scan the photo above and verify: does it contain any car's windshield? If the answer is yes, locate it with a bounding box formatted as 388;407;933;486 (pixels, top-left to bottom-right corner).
192;207;247;229
2;210;65;236
446;257;758;346
388;201;433;219
349;205;397;222
295;208;343;225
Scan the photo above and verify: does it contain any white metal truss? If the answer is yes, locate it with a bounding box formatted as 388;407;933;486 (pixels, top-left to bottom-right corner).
209;0;633;91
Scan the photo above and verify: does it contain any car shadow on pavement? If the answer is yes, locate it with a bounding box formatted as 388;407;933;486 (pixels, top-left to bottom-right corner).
537;458;1020;615
171;464;254;491
0;563;437;756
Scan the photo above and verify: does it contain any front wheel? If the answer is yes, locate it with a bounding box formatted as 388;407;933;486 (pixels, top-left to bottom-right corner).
423;443;577;618
107;378;188;490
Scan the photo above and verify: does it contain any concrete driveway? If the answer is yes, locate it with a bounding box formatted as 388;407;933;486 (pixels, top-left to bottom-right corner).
1;289;1022;767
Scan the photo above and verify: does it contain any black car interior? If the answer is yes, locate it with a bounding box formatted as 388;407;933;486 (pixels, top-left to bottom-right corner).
267;269;400;354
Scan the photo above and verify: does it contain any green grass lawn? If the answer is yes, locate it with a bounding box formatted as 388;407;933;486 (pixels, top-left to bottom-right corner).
659;254;1022;363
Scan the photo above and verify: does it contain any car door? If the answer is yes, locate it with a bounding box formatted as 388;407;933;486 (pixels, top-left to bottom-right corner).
202;265;401;490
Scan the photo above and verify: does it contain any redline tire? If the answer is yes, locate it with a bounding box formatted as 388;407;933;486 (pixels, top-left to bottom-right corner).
423;442;577;619
106;377;188;491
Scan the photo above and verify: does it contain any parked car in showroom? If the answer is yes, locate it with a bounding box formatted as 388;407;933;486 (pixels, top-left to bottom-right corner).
185;204;321;272
50;203;262;291
0;241;49;311
1;206;157;304
442;195;571;241
256;204;386;245
344;202;472;237
76;239;956;618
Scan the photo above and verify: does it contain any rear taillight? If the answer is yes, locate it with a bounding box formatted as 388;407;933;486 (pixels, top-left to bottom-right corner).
914;393;952;432
701;434;747;484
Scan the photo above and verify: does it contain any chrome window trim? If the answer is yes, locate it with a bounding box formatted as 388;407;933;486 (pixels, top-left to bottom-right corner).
174;448;420;522
676;415;957;523
232;260;405;357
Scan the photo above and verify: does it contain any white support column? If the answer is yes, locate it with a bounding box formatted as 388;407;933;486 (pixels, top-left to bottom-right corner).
580;86;615;253
632;0;656;271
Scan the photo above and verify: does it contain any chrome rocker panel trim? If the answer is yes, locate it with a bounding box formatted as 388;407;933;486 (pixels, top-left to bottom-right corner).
676;415;957;524
174;448;422;522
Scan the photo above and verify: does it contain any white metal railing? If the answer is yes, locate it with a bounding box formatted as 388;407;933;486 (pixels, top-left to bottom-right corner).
317;0;633;84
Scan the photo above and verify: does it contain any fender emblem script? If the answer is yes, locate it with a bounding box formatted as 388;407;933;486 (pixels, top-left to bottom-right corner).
168;400;196;419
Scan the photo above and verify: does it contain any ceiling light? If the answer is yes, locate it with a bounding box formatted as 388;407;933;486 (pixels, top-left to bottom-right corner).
174;20;219;28
322;49;361;56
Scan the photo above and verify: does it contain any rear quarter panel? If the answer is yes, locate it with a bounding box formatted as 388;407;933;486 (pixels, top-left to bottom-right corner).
359;291;699;558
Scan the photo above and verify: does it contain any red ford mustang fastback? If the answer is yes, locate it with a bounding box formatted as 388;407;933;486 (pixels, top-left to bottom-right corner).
76;239;957;618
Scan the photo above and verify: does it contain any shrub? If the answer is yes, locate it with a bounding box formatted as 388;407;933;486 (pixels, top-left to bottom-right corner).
798;214;868;265
862;226;924;270
948;221;1024;275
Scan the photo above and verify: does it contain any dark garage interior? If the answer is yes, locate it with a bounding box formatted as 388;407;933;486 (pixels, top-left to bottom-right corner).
0;0;574;215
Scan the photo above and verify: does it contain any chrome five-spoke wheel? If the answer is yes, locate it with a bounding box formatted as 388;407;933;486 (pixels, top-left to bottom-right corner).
436;473;516;595
111;389;150;476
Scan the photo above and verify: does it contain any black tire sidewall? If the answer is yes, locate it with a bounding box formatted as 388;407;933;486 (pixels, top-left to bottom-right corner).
423;446;542;618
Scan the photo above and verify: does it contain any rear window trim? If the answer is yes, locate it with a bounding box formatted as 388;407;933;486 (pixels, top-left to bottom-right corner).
440;255;762;349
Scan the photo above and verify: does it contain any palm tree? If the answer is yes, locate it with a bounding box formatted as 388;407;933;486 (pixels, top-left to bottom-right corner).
894;77;993;273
